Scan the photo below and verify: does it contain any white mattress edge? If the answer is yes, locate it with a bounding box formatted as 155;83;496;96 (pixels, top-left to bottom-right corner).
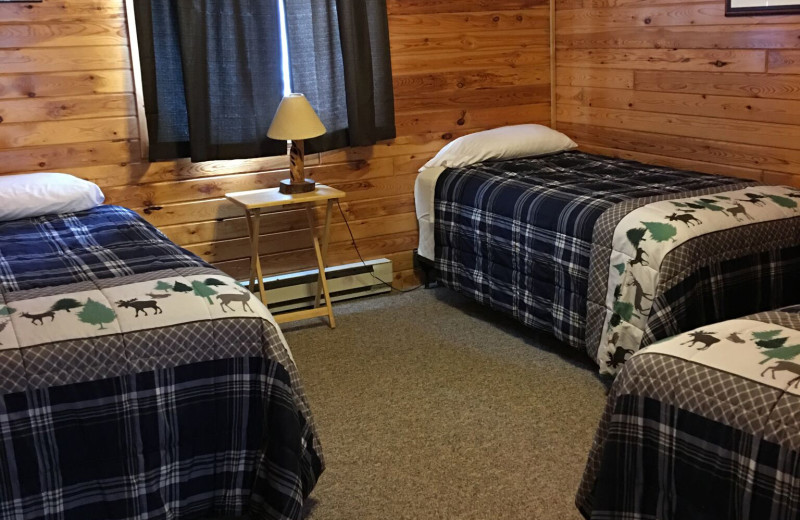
414;166;447;262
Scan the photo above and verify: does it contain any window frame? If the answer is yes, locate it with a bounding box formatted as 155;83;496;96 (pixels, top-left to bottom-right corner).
124;0;150;161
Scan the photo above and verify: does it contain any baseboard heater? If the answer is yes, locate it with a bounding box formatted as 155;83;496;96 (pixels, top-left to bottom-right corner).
242;258;392;314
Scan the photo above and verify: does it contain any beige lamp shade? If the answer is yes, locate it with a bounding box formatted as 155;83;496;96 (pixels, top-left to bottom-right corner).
267;93;326;141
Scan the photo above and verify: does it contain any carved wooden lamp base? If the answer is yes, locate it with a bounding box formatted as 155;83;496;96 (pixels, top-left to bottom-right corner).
279;139;316;194
279;178;316;194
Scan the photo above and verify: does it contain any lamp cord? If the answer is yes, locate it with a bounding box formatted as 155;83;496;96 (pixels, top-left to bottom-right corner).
335;200;422;294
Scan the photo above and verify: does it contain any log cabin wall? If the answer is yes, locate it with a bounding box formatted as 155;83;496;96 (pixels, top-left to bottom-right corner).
0;0;551;287
554;0;800;188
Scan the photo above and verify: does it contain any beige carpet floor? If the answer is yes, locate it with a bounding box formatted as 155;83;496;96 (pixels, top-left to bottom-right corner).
281;287;609;520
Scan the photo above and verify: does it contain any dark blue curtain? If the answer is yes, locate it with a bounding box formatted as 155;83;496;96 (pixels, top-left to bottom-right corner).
284;0;396;153
134;0;286;162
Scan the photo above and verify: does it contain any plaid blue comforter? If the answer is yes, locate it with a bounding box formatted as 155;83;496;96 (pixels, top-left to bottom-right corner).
577;306;800;519
0;205;323;520
0;205;206;291
434;151;748;348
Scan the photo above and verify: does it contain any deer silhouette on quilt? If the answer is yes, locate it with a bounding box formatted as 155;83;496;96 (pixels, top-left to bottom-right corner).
762;361;800;389
217;288;254;313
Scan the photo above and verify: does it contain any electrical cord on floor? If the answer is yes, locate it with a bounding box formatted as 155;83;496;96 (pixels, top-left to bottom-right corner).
336;200;423;294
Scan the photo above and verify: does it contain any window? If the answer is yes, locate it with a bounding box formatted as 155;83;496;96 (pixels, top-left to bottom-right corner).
131;0;395;163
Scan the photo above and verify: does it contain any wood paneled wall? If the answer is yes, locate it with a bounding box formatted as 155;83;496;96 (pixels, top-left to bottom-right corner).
554;1;800;187
0;0;551;287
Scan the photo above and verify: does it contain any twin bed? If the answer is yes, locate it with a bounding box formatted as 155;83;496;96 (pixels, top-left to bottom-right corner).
0;204;322;520
417;147;800;374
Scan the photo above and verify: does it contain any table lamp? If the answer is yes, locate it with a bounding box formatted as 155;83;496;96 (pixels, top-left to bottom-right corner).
267;93;327;194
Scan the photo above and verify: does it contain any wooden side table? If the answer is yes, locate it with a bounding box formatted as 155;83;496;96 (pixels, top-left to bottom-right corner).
225;184;346;328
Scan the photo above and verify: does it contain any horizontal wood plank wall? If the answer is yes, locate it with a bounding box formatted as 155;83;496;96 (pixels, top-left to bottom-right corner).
554;0;800;187
0;0;551;288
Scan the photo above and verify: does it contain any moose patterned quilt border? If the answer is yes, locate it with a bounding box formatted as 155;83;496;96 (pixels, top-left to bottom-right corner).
592;184;800;374
0;268;286;392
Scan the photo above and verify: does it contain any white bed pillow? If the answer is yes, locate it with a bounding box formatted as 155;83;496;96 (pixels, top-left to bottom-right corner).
0;173;105;221
420;124;578;172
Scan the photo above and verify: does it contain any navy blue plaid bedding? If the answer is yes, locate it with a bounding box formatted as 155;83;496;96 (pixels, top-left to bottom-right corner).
577;306;800;519
0;205;323;520
583;395;800;519
0;357;320;520
0;205;205;291
434;151;746;348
